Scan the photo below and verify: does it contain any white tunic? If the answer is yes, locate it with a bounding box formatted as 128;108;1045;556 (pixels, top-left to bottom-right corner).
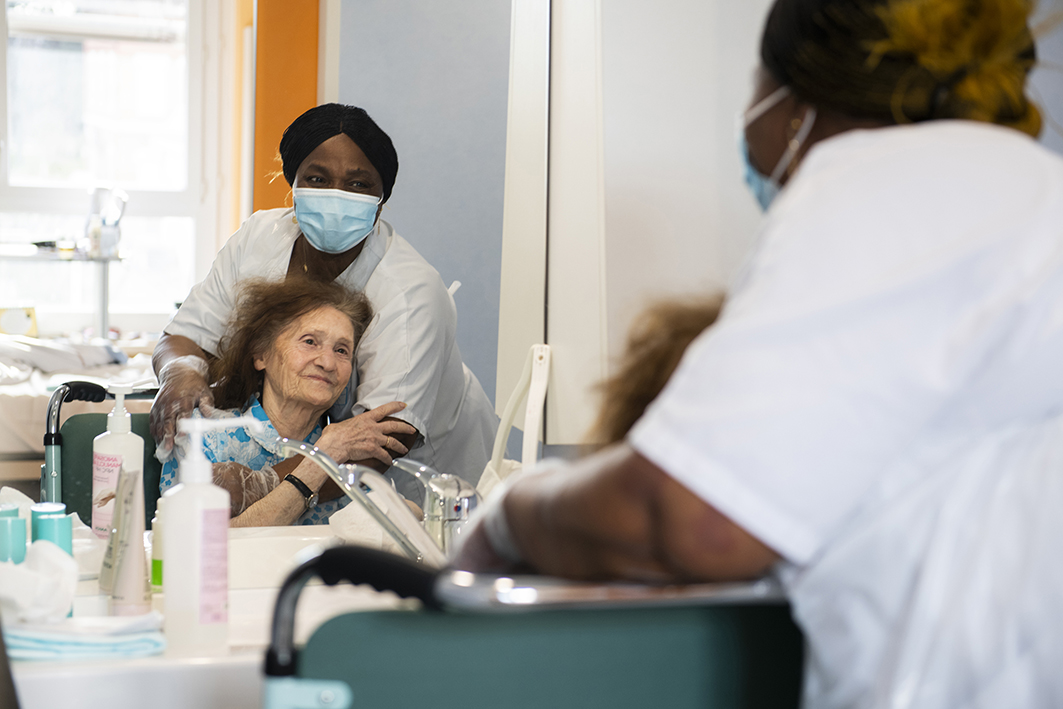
631;121;1063;708
165;210;497;480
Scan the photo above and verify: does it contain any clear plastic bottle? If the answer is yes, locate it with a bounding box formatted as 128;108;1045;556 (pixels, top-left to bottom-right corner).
162;415;261;657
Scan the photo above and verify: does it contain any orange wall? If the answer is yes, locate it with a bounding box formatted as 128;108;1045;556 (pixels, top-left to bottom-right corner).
253;0;319;211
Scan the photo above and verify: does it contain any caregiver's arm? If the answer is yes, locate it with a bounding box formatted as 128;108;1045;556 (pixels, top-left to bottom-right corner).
349;418;419;472
150;333;215;458
317;401;417;469
458;444;778;582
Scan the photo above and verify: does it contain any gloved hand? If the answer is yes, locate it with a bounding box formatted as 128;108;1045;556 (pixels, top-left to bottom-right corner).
150;355;213;462
449;460;563;571
448;487;523;571
211;462;281;517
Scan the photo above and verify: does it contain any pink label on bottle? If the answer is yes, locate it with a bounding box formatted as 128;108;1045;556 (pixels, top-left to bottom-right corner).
199;508;229;624
91;452;122;539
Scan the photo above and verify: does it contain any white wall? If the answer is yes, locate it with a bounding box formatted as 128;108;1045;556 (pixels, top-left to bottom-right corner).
601;0;772;358
534;0;774;444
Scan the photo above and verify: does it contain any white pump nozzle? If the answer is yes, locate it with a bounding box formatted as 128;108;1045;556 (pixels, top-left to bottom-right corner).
106;384;133;434
177;415;265;485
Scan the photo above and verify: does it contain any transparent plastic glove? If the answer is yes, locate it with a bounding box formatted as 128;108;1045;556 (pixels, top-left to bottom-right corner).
212;462;281;517
150;355;213;463
450;472;525;572
450;460;565;572
317;401;418;466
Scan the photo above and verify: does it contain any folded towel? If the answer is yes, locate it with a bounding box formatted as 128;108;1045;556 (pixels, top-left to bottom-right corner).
4;611;165;660
13;610;162;636
5;628;165;661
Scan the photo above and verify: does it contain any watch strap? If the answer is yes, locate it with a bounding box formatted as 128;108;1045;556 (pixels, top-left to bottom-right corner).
283;473;315;508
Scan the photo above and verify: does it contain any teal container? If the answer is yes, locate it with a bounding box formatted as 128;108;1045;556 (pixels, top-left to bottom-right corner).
0;503;18;518
0;517;27;564
36;513;74;556
30;502;66;541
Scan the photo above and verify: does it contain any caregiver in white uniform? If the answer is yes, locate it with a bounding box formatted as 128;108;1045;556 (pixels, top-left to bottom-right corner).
455;0;1063;707
151;104;498;481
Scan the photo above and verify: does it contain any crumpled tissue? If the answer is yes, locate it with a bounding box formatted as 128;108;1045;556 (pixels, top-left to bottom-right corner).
4;611;165;661
327;489;404;555
0;539;78;624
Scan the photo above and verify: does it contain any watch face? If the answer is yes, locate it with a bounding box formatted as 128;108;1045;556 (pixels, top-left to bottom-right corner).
307;493;319;510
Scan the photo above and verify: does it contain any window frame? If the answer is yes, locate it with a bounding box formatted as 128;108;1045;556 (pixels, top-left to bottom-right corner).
0;0;232;333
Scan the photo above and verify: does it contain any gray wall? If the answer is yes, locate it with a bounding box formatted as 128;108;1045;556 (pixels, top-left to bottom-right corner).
1032;15;1063;156
337;0;512;406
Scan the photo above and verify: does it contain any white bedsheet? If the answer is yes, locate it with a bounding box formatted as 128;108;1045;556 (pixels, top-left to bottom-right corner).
0;354;155;457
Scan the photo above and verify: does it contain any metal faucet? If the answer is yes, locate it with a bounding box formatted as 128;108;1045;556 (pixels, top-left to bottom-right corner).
274;438;443;564
391;459;481;554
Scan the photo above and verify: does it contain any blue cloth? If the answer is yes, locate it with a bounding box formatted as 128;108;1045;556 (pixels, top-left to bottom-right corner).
160;397;349;525
5;628;165;660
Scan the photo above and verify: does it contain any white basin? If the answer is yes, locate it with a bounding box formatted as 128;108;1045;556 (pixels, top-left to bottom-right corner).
227;526;340;590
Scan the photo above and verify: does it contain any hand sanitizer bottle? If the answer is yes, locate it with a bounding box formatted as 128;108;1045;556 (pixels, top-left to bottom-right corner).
163;415;262;657
91;385;143;540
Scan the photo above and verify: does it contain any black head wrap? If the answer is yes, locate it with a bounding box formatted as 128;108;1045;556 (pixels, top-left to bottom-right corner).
759;0;1040;132
279;104;399;203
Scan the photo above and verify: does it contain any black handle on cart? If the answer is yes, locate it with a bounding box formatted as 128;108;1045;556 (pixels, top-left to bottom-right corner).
43;381;108;445
43;381;158;444
265;545;444;677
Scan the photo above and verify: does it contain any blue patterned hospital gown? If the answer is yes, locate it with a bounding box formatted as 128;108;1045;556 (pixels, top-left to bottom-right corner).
159;397;349;525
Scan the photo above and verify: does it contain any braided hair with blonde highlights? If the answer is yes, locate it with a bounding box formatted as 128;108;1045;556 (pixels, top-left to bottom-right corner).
761;0;1042;136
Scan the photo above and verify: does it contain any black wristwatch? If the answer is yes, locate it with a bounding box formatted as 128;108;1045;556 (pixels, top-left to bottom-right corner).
284;473;319;510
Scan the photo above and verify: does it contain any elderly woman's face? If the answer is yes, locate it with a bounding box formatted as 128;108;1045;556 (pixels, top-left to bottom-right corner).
294;134;385;219
253;306;355;411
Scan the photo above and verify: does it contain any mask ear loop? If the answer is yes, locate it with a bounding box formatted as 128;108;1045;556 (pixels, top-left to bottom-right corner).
769;106;817;184
743;85;792;126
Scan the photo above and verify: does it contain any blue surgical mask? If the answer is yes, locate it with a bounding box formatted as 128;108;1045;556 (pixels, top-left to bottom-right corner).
293;188;381;254
739;133;779;212
738;85;817;212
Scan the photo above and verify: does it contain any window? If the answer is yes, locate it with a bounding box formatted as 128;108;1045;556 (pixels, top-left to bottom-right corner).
0;0;223;337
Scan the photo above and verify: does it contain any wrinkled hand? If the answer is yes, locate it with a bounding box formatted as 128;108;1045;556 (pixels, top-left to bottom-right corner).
316;401;417;467
149;355;214;462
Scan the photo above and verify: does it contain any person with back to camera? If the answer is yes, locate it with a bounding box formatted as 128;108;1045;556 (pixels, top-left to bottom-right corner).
455;1;1063;706
150;104;498;486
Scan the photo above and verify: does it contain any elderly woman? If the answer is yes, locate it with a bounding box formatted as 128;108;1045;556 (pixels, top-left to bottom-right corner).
151;104;497;482
159;277;416;527
457;0;1063;706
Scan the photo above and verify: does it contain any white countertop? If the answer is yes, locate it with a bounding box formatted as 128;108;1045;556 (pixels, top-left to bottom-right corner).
11;526;414;709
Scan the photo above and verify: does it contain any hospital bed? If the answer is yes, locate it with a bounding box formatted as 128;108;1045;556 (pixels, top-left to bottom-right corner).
0;336;154;486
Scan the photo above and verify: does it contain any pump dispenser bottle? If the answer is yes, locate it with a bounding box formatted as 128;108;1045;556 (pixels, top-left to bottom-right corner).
163;415;262;657
91;385;143;540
